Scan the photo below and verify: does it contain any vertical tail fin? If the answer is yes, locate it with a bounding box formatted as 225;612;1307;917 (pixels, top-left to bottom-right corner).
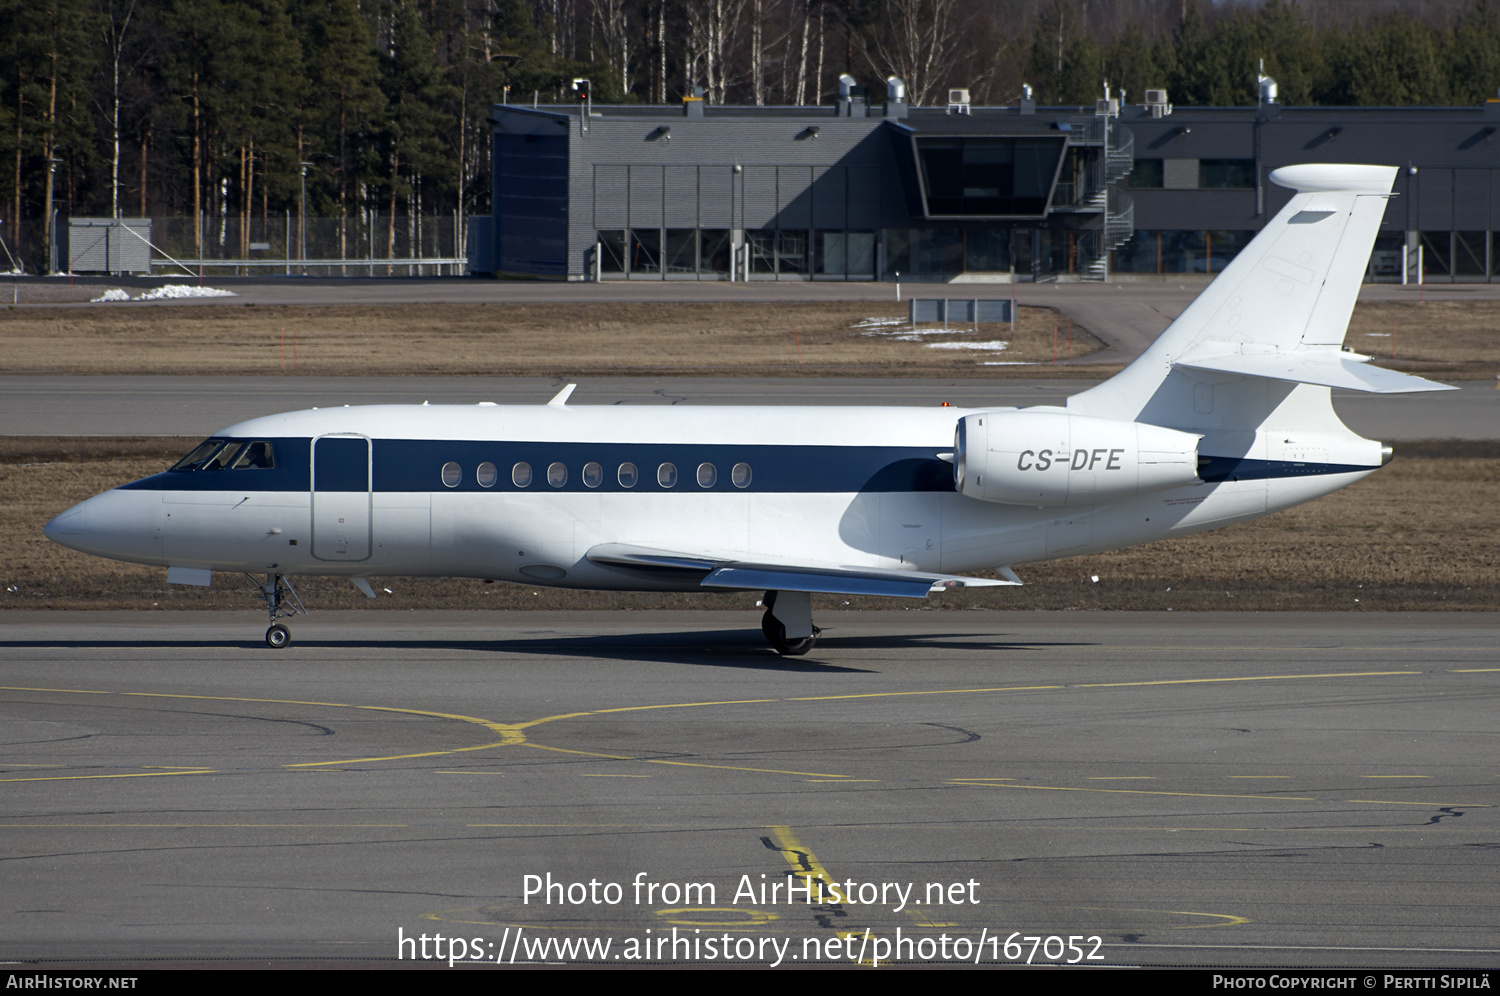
1067;164;1447;429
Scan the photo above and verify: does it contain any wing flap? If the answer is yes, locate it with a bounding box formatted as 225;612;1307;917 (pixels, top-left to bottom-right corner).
585;543;1015;598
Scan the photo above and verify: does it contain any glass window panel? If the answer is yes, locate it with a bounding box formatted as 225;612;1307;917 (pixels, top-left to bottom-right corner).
476;461;497;488
816;231;846;275
547;461;568;487
696;462;717;488
657;462;677;487
597;231;625;273
1128;160;1163;189
1455;232;1486;276
965;230;1009;272
629;229;661;274
582;461;603;488
170;439;225;472
441;461;461;487
777;231;807;274
916;229;963;274
846;232;875;278
618;462;638;488
512;462;533;487
731;462;752;488
1199;159;1255;189
749;231;776;274
1419;232;1451;278
700;230;732;274
231;441;275;470
664;229;697;273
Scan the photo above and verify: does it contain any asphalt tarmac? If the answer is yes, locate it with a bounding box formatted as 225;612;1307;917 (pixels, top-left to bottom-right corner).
2;374;1494;442
2;611;1496;969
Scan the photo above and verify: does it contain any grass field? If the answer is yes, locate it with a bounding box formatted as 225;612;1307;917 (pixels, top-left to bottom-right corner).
5;437;1495;614
2;297;1495;379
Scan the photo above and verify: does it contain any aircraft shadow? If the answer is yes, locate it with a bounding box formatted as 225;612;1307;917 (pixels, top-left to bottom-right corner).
1;628;1090;671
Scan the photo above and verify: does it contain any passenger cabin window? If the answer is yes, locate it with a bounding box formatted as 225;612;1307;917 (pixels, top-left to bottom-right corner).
657;462;678;488
441;462;462;487
618;462;638;488
476;462;498;488
547;462;568;488
732;462;752;488
512;462;533;487
582;462;603;488
696;462;717;488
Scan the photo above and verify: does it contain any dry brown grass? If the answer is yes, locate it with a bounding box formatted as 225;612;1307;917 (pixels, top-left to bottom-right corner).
1346;301;1500;380
0;301;1103;378
5;437;1494;613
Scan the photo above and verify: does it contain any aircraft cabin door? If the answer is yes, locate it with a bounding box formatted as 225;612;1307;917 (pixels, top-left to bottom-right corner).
312;435;372;562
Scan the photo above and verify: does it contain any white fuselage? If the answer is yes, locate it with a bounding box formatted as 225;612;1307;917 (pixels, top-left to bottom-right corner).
45;400;1380;591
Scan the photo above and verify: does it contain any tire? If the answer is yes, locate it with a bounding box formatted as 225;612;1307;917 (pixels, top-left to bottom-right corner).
266;624;291;649
762;609;816;656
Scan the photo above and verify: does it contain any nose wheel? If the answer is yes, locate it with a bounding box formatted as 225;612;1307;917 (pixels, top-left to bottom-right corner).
249;572;306;649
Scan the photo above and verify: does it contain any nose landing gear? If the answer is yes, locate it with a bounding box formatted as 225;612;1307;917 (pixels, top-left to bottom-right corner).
249;573;306;648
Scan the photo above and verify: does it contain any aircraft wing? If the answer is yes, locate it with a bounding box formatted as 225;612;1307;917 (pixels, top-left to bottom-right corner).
585;543;1017;599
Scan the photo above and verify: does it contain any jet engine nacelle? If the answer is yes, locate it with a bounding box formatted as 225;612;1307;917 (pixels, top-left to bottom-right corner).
955;410;1202;507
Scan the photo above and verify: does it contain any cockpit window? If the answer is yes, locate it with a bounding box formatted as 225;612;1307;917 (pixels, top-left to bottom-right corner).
169;438;275;471
170;439;225;471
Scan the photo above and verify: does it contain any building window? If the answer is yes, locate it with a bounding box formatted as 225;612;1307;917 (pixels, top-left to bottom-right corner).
1128;159;1163;189
664;229;696;274
597;231;625;273
700;230;733;275
1199;160;1255;189
629;229;661;274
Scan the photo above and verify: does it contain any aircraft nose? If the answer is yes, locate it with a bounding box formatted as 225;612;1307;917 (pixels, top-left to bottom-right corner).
43;502;89;544
44;490;163;563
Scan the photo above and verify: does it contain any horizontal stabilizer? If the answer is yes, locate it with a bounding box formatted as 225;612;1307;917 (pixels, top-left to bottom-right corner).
1175;344;1455;394
586;542;1013;598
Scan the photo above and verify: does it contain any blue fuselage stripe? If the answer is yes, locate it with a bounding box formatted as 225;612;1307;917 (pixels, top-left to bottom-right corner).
115;437;1376;495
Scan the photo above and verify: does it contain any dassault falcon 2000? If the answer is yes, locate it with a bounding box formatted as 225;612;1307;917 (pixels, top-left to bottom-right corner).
46;164;1453;653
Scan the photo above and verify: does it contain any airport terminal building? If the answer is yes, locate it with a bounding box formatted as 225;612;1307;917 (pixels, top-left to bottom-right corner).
471;83;1500;284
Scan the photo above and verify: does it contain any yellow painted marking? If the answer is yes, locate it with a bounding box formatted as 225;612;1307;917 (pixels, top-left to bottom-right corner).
1089;776;1156;780
1229;775;1291;779
655;908;779;927
1079;906;1250;929
0;823;408;828
766;825;842;906
1344;799;1490;807
0;769;215;783
947;777;1015;783
970;783;1316;802
1450;669;1500;673
0;686;112;694
285;741;517;767
579;773;651;778
1363;775;1429;779
522;742;847;778
807;778;877;783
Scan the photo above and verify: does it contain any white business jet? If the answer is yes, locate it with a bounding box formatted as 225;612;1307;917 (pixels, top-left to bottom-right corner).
45;165;1452;653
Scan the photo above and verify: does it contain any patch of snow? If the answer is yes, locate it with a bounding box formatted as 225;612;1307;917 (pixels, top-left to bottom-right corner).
849;317;906;328
90;284;237;302
134;284;237;300
925;340;1010;351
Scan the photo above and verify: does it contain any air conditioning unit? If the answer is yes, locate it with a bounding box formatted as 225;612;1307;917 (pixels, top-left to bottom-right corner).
1144;89;1168;105
947;88;971;115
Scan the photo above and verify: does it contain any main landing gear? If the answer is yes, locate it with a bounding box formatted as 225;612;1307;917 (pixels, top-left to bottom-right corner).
761;590;820;656
249;572;306;648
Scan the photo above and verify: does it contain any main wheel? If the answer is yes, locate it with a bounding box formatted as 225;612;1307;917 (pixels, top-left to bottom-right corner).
266;624;291;649
762;609;817;656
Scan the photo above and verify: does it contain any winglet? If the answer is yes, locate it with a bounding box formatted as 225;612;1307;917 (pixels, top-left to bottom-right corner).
547;383;578;407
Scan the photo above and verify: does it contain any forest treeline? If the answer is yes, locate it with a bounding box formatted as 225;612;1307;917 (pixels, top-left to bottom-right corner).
2;0;1498;267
